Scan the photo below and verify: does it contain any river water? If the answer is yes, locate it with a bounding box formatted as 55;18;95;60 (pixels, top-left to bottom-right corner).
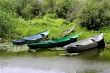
0;49;110;73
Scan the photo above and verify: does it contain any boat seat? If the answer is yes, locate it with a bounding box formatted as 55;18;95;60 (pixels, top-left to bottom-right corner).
40;34;45;37
91;38;96;42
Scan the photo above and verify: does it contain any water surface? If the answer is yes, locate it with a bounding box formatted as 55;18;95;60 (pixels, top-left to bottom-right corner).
0;49;110;73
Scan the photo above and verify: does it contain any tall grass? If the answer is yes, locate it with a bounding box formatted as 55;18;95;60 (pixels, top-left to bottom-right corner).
11;13;75;39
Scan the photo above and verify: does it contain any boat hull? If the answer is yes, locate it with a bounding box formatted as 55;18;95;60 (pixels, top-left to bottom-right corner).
66;39;105;53
64;33;105;53
12;40;25;45
28;38;77;49
12;30;49;45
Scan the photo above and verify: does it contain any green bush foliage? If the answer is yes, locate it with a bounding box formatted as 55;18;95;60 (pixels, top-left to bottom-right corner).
79;0;110;30
0;11;15;39
0;0;81;20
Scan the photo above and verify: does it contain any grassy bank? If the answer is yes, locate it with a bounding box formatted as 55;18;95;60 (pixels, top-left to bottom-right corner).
1;18;110;50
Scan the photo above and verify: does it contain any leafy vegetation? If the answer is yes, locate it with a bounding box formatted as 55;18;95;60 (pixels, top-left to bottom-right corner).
0;0;110;41
79;0;110;30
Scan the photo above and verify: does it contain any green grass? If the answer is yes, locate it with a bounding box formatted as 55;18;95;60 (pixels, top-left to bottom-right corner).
13;16;110;44
11;14;77;39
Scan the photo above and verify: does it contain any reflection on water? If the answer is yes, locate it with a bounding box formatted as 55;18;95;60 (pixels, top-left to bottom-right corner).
0;49;109;73
0;66;65;73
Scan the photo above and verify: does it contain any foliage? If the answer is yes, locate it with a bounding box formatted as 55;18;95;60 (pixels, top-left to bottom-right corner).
55;0;80;21
0;11;16;39
0;0;110;41
0;0;81;20
79;0;110;30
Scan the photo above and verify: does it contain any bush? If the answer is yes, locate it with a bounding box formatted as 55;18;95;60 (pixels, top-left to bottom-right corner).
0;0;81;20
55;0;79;20
0;0;42;19
0;11;15;39
79;0;110;30
0;0;17;13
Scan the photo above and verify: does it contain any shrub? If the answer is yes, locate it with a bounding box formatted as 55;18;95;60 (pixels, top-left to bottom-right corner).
0;0;17;13
55;0;76;19
0;11;15;39
0;0;82;20
79;0;110;30
0;0;42;19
